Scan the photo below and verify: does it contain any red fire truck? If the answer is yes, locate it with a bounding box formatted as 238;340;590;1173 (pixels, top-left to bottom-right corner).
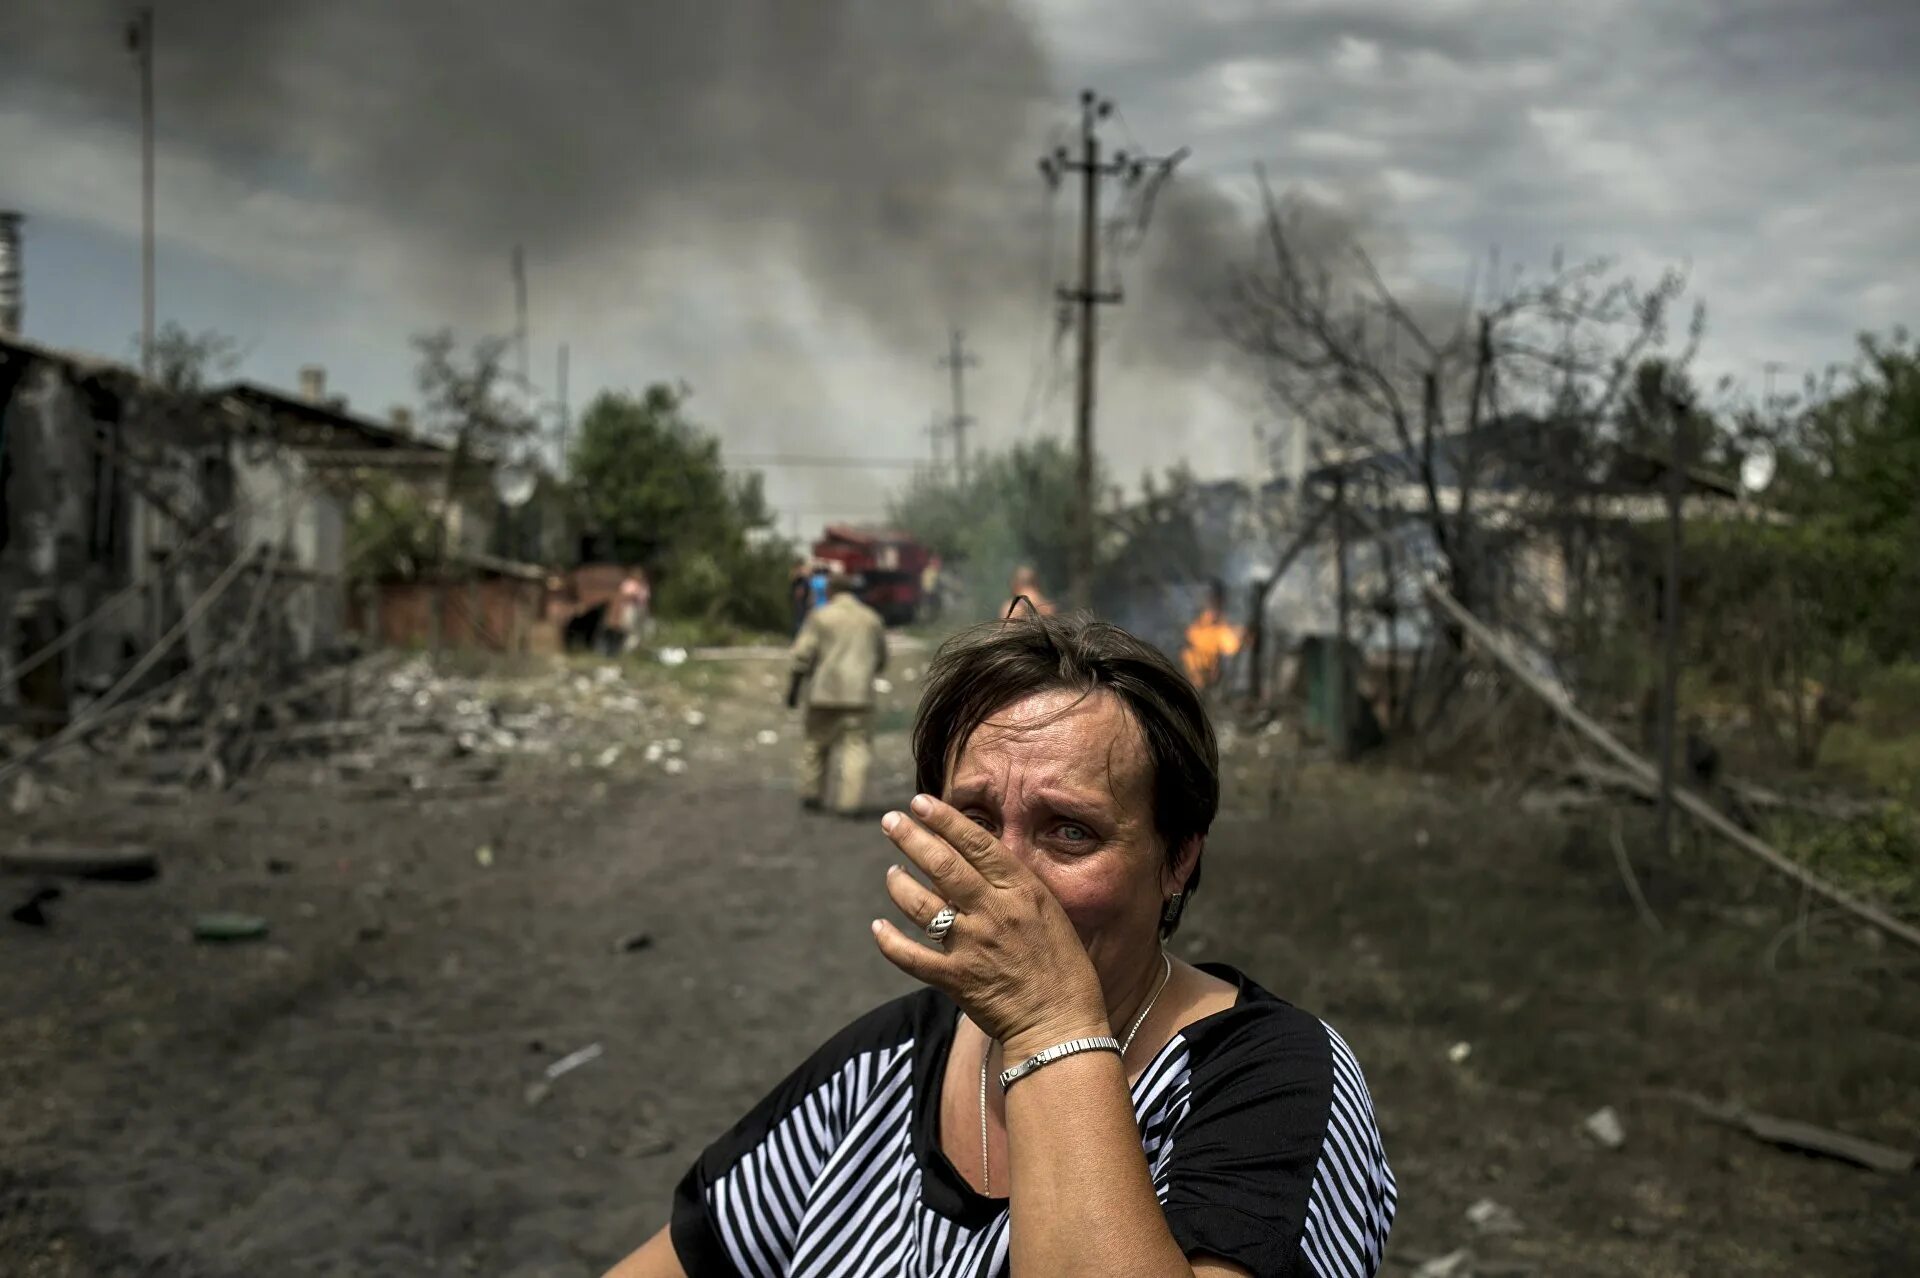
811;525;933;626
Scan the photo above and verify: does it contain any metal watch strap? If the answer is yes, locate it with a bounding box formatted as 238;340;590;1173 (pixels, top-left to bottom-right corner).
997;1036;1121;1091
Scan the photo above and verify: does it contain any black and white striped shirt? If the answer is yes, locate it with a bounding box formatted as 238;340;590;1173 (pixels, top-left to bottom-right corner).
671;963;1395;1278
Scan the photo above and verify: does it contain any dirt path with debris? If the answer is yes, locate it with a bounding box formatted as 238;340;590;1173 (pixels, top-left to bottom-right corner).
4;652;1917;1276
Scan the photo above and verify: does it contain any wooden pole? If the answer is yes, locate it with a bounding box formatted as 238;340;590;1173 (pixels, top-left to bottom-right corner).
1655;398;1688;857
1069;96;1103;612
134;8;155;379
1332;473;1351;760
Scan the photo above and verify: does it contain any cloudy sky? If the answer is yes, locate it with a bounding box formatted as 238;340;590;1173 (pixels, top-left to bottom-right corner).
2;0;1914;531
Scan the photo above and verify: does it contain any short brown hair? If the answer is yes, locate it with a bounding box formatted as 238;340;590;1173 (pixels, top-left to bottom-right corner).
912;614;1220;912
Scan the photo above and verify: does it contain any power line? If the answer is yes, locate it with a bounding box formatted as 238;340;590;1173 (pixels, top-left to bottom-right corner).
1017;138;1069;442
726;453;924;470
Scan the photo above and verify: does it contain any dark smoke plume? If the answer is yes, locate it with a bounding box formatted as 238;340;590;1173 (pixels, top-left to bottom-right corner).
0;1;1346;486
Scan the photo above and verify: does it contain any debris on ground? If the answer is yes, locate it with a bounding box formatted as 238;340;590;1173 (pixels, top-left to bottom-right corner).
0;844;159;882
1;623;891;818
1664;1091;1916;1174
1448;1041;1473;1064
1583;1105;1627;1149
9;773;43;815
1412;1248;1476;1278
192;912;270;943
613;930;654;953
9;886;61;928
475;845;495;868
1466;1198;1522;1235
525;1039;608;1107
545;1042;604;1080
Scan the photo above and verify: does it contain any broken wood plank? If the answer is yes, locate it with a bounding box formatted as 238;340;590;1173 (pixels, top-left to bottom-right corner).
0;844;159;882
1667;1091;1916;1174
1418;577;1920;954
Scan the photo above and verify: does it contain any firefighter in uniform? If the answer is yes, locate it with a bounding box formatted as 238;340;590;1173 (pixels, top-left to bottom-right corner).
787;571;888;815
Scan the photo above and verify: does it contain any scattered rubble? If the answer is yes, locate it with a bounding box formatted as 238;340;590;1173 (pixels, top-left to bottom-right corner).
1411;1249;1475;1278
1583;1106;1626;1149
9;886;61;928
4;634;925;808
192;912;270;943
527;1040;607;1105
0;844;158;882
1466;1198;1522;1235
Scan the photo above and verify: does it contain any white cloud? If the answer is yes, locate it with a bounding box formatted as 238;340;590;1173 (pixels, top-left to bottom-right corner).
1332;35;1382;76
0;109;410;295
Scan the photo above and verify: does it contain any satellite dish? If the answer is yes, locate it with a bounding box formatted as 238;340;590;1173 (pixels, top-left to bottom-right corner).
493;463;537;509
1739;440;1777;495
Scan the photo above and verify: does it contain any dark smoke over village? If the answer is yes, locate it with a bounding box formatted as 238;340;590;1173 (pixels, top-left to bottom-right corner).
0;0;1284;490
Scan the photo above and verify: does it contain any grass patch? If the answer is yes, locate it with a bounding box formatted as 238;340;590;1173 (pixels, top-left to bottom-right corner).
648;617;789;651
1766;803;1920;917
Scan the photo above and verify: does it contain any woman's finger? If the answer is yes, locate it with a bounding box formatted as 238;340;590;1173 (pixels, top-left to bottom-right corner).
907;794;1022;889
870;918;952;988
880;810;988;906
884;865;950;932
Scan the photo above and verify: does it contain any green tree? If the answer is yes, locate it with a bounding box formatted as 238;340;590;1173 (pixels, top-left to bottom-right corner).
408;330;540;651
1685;328;1920;764
345;474;440;582
569;385;790;631
887;439;1092;612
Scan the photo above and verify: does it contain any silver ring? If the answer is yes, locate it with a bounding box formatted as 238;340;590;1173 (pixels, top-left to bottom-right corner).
924;905;957;944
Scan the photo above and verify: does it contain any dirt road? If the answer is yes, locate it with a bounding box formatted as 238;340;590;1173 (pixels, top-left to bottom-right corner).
3;655;1916;1276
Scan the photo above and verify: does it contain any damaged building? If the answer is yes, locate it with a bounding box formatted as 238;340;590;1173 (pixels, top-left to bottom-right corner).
0;331;467;735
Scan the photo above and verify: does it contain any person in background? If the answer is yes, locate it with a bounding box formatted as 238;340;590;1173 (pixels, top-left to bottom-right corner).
808;563;833;613
617;571;652;654
788;560;814;637
1182;578;1244;693
919;553;944;623
1005;564;1056;618
787;570;888;815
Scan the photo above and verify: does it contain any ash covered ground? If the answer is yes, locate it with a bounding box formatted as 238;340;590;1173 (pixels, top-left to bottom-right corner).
3;650;1916;1277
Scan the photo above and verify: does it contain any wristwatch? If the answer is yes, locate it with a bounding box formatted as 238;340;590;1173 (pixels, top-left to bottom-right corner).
997;1036;1121;1091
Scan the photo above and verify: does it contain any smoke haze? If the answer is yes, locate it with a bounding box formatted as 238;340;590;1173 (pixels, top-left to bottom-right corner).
0;0;1334;512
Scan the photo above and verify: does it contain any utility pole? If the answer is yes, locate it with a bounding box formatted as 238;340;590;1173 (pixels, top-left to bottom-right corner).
1332;472;1352;761
937;328;978;484
556;342;570;476
128;9;155;378
924;410;946;472
511;244;529;391
1654;394;1690;860
1041;89;1183;610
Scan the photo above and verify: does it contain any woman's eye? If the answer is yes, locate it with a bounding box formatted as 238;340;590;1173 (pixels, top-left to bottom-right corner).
963;811;998;835
1054;822;1093;843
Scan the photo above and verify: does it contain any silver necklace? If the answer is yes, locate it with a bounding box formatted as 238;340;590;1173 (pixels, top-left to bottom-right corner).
977;951;1172;1197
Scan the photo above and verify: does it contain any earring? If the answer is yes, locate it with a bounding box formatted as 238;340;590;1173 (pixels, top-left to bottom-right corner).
1159;891;1188;936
